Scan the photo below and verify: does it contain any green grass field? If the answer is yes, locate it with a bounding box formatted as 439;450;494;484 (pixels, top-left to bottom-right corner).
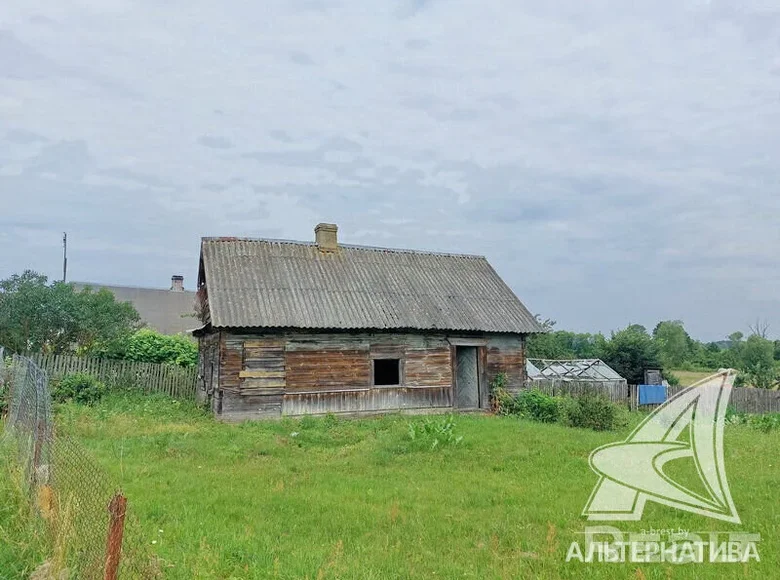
669;370;718;387
7;394;780;579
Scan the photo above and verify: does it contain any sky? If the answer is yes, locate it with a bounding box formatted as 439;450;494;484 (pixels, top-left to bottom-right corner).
0;0;779;342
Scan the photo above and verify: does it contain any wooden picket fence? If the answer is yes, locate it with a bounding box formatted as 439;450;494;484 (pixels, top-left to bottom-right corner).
635;384;780;415
521;379;628;405
522;379;780;415
30;353;198;400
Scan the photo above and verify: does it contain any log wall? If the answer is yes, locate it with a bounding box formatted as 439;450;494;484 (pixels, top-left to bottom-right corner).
486;335;526;392
199;330;526;421
196;332;220;408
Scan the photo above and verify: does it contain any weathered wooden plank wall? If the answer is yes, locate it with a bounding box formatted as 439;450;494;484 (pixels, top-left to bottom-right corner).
404;347;452;387
30;353;198;400
486;336;526;390
196;332;220;406
219;335;243;392
286;350;370;390
282;386;453;417
206;331;526;420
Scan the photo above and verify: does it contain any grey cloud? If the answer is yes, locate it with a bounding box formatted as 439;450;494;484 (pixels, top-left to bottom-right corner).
200;182;226;192
2;0;780;341
292;0;329;13
243;136;366;171
29;15;56;26
405;38;430;51
5;129;48;145
0;30;58;79
395;0;433;19
0;30;137;98
22;140;91;180
472;203;564;225
98;167;173;189
485;94;517;111
197;135;234;150
269;130;294;143
386;61;448;79
289;51;315;66
322;136;363;153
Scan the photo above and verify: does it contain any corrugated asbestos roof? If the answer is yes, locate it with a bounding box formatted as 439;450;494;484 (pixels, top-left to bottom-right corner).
200;237;543;334
72;282;198;335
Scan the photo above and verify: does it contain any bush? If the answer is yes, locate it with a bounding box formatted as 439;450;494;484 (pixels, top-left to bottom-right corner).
90;329;198;368
561;394;627;431
663;371;680;386
726;410;780;433
492;389;522;416
514;389;561;423
491;374;627;432
749;414;780;433
407;415;463;450
489;372;511;414
490;375;562;422
52;373;107;405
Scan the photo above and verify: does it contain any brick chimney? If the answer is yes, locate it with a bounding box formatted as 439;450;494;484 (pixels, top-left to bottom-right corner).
315;223;338;252
171;275;184;292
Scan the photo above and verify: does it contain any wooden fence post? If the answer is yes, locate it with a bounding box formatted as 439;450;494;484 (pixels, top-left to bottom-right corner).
104;493;127;580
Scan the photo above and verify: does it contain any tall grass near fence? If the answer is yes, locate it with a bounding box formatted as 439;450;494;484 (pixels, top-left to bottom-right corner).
31;353;197;400
1;348;158;579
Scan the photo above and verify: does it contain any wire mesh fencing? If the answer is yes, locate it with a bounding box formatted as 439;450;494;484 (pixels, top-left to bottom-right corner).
1;350;159;579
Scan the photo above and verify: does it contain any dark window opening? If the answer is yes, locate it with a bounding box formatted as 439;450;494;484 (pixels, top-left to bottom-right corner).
373;358;400;386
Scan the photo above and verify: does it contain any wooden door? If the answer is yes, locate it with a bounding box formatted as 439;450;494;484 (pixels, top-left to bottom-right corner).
455;346;479;409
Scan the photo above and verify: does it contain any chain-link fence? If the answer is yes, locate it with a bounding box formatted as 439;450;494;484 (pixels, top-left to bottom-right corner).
1;349;159;579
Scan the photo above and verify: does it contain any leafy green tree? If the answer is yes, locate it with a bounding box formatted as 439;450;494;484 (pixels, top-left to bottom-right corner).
652;320;692;369
729;331;744;343
0;271;139;354
626;324;648;335
720;331;746;369
526;317;605;360
740;335;778;389
690;341;726;370
599;325;661;384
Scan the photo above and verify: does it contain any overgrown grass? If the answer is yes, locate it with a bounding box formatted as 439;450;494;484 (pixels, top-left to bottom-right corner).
0;436;48;578
10;393;780;578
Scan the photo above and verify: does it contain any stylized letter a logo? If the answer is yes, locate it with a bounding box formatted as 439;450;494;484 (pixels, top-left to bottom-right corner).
583;370;740;524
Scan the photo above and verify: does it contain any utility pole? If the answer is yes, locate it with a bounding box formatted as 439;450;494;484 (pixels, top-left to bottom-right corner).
62;232;68;283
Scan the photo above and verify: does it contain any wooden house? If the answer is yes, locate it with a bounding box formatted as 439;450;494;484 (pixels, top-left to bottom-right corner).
193;224;543;421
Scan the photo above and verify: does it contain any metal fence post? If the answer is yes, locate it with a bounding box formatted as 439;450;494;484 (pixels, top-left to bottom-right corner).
104;493;127;580
31;418;44;488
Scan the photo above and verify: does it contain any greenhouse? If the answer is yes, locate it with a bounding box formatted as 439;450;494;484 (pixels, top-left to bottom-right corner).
526;358;627;387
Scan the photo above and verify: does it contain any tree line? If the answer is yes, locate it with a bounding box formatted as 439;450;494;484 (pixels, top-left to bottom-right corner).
527;319;780;388
0;271;197;367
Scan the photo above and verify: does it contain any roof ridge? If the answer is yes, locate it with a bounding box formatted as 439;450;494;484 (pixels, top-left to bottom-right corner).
201;236;486;259
71;281;196;293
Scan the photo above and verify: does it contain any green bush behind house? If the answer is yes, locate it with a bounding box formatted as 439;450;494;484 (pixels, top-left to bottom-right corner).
90;329;197;367
491;374;628;431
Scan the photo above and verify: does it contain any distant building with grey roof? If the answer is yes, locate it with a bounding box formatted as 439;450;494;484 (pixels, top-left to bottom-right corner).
73;276;197;335
194;223;543;421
